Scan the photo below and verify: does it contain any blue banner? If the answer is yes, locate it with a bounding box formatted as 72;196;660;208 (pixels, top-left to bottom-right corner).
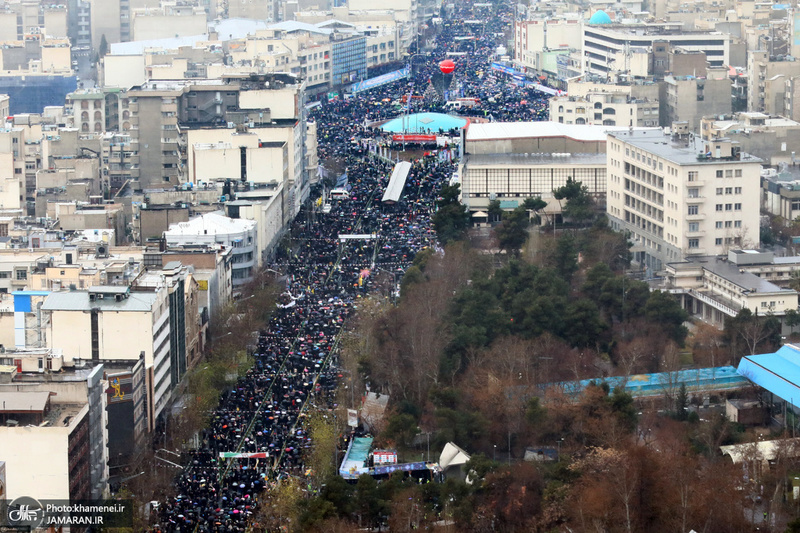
349;67;410;94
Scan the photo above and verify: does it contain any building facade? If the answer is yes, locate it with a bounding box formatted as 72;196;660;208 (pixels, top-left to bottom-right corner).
606;130;761;273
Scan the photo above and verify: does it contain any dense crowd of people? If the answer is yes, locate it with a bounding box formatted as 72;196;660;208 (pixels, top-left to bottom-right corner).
153;2;555;531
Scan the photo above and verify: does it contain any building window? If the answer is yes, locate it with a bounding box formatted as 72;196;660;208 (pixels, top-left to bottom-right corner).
735;220;742;228
725;204;732;211
688;205;699;215
735;187;742;194
716;221;723;229
715;238;723;245
688;188;699;198
725;221;732;228
689;222;699;232
726;170;733;177
735;169;742;177
716;170;723;178
725;187;733;194
716;188;723;195
688;171;698;181
734;203;741;210
716;204;723;211
688;239;699;248
15;270;26;280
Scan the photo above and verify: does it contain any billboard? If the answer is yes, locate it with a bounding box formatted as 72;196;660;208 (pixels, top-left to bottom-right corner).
349;67;410;94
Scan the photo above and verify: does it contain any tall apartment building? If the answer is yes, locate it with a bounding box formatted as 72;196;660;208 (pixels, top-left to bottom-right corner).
514;19;583;73
662;69;732;132
583;24;730;77
747;51;800;115
126;74;307;204
0;126;26;214
42;284;172;429
606;130;761;273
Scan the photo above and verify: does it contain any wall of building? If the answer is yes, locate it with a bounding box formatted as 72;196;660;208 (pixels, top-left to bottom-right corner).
104;55;147;89
0;411;77;499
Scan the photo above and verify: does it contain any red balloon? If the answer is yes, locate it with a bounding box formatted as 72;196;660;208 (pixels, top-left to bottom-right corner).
439;59;456;74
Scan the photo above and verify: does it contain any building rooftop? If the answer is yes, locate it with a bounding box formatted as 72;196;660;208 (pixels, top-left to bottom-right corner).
670;255;792;294
467;121;660;143
609;130;762;165
164;211;255;238
0;391;50;413
737;344;800;410
41;290;157;312
269;20;333;35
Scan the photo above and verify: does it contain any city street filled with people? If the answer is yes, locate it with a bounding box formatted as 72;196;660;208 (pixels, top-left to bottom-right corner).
153;3;555;531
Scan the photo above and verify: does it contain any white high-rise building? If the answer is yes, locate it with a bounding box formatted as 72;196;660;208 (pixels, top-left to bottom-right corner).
606;130;762;273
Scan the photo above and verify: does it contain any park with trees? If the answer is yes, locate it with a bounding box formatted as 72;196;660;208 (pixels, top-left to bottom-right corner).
246;181;800;532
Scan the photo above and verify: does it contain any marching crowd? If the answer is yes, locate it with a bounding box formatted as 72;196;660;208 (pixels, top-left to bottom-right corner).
153;2;554;531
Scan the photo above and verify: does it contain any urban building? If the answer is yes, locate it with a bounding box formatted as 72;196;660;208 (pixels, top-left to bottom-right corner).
747;51;800;115
701;112;800;166
0;365;102;501
163;211;258;288
582;23;730;77
549;93;660;127
663;250;799;326
606;130;762;273
662;68;732;131
458;152;607;223
42;284;172;429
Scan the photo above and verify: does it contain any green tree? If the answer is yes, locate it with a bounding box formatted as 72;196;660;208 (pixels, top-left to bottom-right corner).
432;183;470;245
563;298;607;348
523;196;547;224
554;178;596;228
675;383;689;421
383;412;420;447
399;265;425;298
644;290;689;345
493;205;531;256
487;199;503;223
786;308;800;334
99;34;108;58
551;233;579;281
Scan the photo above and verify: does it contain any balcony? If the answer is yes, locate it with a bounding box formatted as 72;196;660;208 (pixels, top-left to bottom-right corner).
686;212;705;220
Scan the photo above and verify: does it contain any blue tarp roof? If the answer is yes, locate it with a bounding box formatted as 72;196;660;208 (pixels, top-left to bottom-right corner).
737;344;800;408
551;366;747;398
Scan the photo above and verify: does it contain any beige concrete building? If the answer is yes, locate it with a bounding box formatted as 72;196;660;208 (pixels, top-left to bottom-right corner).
514;19;582;73
0;396;92;500
662;69;732;132
748;52;800;115
701;112;800;165
550;93;659;127
65;89;106;134
42;284;171;427
664;250;799;326
606;130;762;273
131;5;208;42
0;361;109;499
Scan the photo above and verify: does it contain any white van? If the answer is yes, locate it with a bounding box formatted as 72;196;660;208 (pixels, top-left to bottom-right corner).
329;188;349;199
